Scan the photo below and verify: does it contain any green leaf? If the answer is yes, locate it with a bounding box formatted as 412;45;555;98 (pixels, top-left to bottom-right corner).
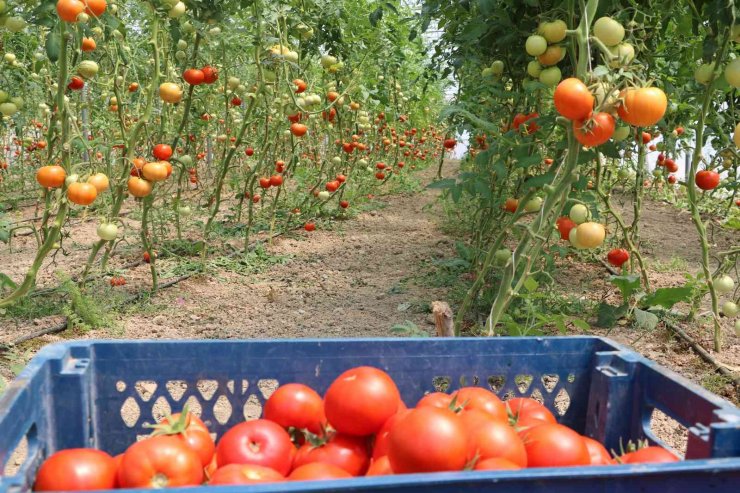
523;277;539;293
641;286;693;309
596;302;628;328
45;31;61;63
572;318;590;331
369;7;383;27
426;178;456;190
609;274;641;301
522;173;554;190
634;308;659;330
0;273;18;291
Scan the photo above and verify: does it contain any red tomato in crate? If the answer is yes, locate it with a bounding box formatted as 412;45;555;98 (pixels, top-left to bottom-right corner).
208;464;285;485
583;437;614;465
324;366;401;436
157;412;215;467
35;449;117;491
506;397;556;425
263;383;326;434
522;423;590;468
288;463;352;481
117;436;203;488
461;409;527;466
293;433;370;476
620;446;679;464
452;387;507;421
387;407;467;473
215;420;295;475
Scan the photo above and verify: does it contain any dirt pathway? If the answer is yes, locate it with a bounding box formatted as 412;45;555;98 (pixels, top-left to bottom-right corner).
31;161;456;343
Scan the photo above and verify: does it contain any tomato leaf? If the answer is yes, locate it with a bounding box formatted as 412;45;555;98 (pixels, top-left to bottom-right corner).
609;274;641;301
633;308;660;331
641;286;694;309
426;178;456;190
596;302;628;328
571;318;590;331
523;277;539;293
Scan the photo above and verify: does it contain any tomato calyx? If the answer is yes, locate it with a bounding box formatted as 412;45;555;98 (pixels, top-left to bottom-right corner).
145;404;192;437
300;423;333;448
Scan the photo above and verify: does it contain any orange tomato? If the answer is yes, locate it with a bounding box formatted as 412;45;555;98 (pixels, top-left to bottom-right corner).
36;165;67;188
67;182;98;205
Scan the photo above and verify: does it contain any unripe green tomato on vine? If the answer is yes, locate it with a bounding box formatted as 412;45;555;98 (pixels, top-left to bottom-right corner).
494;249;511;266
527;60;542;78
569;204;589;224
694;63;714;85
722;301;739;317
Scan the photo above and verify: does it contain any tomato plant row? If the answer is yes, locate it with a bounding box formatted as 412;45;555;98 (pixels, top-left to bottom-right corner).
0;0;451;308
34;365;679;490
418;0;739;350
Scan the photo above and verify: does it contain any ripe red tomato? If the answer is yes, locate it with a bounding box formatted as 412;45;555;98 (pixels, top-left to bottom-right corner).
157;412;215;467
326;180;340;192
443;138;457;149
201;65;218;84
288;463;352;481
376;162;386;170
339;200;350;209
118;436;204;488
522;423;590;467
182;68;205;85
290;123;308;137
573;112;615;147
512;113;539;134
293;433;370;476
259;177;271;189
35;449;117;491
304;222;316;231
152;144;172;161
695;170;720;190
506;397;556;425
620;446;678;464
452;387;507;422
582;437;614;465
336;174;347;183
269;175;283;187
504;198;519;213
373;409;412;460
215;420;296;475
556;216;576;241
68;76;85;91
263;383;326;434
461;409;527;466
324;366;401;436
607;248;630;268
366;455;394;476
387;407;467;473
640;131;652;144
474;457;522;471
375;171;386;180
208;464;284;485
667;175;677;184
245;147;254;156
416;392;453;410
554;78;594;121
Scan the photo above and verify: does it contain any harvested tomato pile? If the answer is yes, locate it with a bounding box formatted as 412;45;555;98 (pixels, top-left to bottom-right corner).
33;366;679;490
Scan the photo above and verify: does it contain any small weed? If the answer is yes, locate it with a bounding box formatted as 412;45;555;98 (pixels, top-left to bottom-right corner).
650;257;690;273
700;374;738;404
390;320;429;337
212;246;292;276
59;274;114;331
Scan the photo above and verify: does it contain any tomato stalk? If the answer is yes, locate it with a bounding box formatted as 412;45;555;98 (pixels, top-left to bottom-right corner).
483;0;598;334
0;21;72;308
83;12;162;279
685;25;733;352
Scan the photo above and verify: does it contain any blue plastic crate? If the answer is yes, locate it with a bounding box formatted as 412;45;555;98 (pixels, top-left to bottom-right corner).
0;337;738;492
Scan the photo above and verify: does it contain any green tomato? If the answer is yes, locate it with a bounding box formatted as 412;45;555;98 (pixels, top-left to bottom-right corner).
612;126;630;142
494;249;511;266
96;223;119;241
725;58;740;88
525;35;548;56
538;20;567;44
78;60;99;79
618;168;632;180
5;16;26;32
331;157;342;165
694;63;714;85
318;191;331;200
178;206;192;216
538;66;561;87
524;197;543;212
179;155;193;166
490;60;504;75
0;101;17;116
482;67;495;78
0;90;8;103
169;2;186;18
321;54;338;68
608;43;635;68
721;301;739;317
569;204;589;224
593;17;625;46
735;319;740;337
714;275;735;294
10;96;23;109
527;60;542;78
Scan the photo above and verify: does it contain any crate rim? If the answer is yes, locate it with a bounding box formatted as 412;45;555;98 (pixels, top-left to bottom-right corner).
12;335;739;412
